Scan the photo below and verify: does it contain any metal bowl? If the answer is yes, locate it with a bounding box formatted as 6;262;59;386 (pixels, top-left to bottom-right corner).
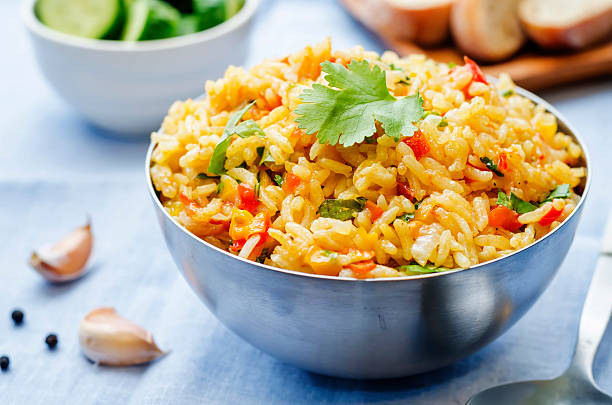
145;87;591;379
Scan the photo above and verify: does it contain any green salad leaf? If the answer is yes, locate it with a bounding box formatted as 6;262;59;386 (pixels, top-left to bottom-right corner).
398;264;451;276
317;197;367;221
207;101;254;175
480;157;504;177
295;60;424;147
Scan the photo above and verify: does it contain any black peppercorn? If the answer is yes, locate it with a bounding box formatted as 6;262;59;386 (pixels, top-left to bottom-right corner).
11;309;24;325
45;334;58;349
0;356;9;371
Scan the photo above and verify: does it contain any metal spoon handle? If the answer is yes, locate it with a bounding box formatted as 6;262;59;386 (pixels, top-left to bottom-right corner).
567;216;612;382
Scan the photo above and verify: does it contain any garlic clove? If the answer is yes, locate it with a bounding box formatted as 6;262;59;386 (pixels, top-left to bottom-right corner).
29;222;93;282
79;308;167;366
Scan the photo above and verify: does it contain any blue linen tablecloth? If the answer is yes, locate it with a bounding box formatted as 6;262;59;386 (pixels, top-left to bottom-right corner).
1;0;612;403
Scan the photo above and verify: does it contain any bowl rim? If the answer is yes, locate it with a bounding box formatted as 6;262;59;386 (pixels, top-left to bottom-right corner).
21;0;260;52
145;84;592;283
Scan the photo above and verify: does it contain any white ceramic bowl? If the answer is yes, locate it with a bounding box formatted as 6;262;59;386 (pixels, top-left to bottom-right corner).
22;0;259;136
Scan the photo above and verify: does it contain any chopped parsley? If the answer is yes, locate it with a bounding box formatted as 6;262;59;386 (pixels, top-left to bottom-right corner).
398;264;451;276
295;60;424;146
317;197;367;221
274;174;283;187
544;184;571;202
480;156;504;177
497;190;537;214
208;102;255;175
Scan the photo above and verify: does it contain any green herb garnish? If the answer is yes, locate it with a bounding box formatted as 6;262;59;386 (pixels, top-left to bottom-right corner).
255;248;270;264
216;181;224;195
295;60;424;146
398;264;451;276
398;79;410;86
274;174;283;187
397;213;415;222
255;182;261;197
502;90;515;98
497;190;537;214
544;184;571;202
437;119;448;128
232;119;265;138
317;197;367;221
321;250;339;261
422;110;441;119
480;157;504;177
208;101;254;175
196;173;217;180
448;62;456;68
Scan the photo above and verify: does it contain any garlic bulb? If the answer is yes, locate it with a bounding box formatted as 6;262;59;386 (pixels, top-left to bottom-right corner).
29;222;93;282
79;308;167;366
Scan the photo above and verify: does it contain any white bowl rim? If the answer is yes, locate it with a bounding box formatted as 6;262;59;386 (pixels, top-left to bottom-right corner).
145;85;592;283
21;0;260;52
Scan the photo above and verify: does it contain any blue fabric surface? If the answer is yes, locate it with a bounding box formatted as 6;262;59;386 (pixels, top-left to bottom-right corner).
1;0;612;404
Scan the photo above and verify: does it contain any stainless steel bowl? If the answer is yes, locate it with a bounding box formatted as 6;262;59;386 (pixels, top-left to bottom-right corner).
146;87;591;379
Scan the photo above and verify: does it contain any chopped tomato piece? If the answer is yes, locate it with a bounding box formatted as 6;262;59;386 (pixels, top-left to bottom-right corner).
538;207;563;226
347;260;377;279
488;206;522;232
365;201;384;221
282;173;301;193
397;182;415;201
463;56;488;84
237;183;259;213
402;130;430;160
498;153;509;172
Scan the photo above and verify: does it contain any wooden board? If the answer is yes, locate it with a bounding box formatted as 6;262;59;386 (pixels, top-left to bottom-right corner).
341;0;612;90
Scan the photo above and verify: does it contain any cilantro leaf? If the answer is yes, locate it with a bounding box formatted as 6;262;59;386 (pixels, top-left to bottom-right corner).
208;102;255;175
397;213;414;222
233;119;265;138
497;190;512;209
480;156;504;177
274;174;283;187
398;264;451;276
511;194;537;214
544;184;571;202
497;190;537;213
295;60;424;147
317;197;367;221
196;173;218;180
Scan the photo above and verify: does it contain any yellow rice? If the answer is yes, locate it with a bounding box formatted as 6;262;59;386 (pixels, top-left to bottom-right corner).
150;39;586;278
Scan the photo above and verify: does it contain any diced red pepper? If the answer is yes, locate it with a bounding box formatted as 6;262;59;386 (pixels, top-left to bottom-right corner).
282;173;301;193
463;56;488;84
347;260;377;279
229;238;247;252
397;182;415;201
498;153;509;173
538;207;563;226
402;130;430;160
237;183;259;213
488;206;522;232
365;201;384;221
179;193;202;216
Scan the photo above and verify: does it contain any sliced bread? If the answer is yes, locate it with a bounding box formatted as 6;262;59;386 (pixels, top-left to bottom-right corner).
519;0;612;49
450;0;525;62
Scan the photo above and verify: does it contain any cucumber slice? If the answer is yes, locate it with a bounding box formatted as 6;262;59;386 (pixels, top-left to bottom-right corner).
36;0;123;39
122;0;180;41
193;0;225;30
176;14;199;36
224;0;244;19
